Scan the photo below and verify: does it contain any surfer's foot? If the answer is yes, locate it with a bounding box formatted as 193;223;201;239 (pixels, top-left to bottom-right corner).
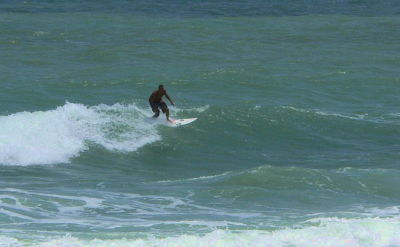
167;119;174;123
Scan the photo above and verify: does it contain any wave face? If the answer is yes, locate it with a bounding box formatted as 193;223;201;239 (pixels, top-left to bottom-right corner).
0;102;160;166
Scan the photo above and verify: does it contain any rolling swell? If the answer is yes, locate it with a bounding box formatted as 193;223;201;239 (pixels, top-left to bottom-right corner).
214;165;400;198
2;100;398;170
200;104;400;170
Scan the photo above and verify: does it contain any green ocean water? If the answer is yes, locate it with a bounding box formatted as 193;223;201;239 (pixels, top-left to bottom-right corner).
1;1;400;246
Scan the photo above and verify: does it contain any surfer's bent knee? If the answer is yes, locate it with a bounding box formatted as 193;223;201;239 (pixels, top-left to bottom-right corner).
160;103;168;113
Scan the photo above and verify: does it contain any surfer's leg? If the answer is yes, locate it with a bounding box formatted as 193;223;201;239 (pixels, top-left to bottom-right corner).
152;110;160;118
160;102;172;122
165;109;173;123
160;103;168;113
150;101;160;118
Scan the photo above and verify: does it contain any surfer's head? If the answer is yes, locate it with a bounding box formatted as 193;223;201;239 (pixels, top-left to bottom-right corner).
158;84;164;90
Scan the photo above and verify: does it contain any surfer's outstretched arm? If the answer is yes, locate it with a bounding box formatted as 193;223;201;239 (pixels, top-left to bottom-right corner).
165;93;174;106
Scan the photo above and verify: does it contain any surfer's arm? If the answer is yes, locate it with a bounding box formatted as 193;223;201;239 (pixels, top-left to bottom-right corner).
165;93;175;106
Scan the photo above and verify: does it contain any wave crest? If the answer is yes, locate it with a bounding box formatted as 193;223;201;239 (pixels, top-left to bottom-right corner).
0;102;160;166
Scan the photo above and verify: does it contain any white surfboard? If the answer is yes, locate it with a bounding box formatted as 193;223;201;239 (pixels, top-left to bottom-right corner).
170;118;197;126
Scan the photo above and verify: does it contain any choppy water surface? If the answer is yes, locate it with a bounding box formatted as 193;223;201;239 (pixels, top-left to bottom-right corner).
1;1;400;246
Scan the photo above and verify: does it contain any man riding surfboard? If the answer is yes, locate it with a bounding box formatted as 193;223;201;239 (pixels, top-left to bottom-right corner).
149;84;175;123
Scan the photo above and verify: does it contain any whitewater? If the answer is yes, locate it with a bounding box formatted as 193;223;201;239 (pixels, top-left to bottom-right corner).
0;102;161;166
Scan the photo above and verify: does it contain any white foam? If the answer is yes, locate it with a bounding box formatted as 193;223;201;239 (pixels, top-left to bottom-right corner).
151;171;231;184
174;105;209;114
280;106;367;121
0;102;161;166
279;106;400;125
3;216;398;247
362;206;400;217
0;236;22;247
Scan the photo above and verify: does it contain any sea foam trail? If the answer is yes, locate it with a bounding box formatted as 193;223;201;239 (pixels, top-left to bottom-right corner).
0;102;160;166
3;216;400;247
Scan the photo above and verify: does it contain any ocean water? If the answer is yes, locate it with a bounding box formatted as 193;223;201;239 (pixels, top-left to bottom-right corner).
1;1;400;246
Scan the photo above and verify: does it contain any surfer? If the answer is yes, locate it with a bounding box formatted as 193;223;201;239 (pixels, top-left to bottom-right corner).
149;84;175;123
